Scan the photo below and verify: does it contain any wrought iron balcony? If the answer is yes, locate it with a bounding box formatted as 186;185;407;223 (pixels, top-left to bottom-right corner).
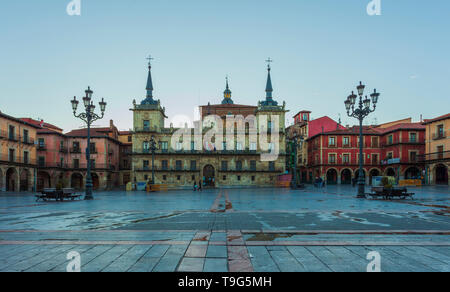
432;132;446;140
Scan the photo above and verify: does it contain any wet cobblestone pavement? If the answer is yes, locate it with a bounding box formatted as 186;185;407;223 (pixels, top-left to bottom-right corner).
0;185;449;272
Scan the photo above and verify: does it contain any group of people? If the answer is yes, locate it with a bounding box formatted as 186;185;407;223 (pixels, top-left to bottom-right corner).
193;180;203;192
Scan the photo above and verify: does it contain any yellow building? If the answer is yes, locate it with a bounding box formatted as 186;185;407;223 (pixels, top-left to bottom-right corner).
422;113;449;185
130;60;287;188
0;111;39;191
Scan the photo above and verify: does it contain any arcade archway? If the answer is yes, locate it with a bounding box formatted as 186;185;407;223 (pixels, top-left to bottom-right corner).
203;165;215;187
369;169;381;185
92;173;100;190
435;164;448;185
71;173;83;190
386;168;396;177
20;169;30;191
6;168;18;192
37;171;51;191
326;169;338;185
341;169;352;185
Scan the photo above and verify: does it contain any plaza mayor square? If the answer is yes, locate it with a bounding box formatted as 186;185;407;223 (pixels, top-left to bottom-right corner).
0;0;449;280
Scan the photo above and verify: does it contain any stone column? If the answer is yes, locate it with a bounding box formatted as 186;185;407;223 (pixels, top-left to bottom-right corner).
1;170;6;192
15;169;20;192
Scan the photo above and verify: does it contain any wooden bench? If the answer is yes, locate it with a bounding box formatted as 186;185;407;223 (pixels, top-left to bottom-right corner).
367;187;414;200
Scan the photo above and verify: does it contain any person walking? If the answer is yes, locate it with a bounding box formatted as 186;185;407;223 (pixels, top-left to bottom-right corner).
198;180;203;192
193;181;197;192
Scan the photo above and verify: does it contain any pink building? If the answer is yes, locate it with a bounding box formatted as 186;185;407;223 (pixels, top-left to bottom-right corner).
21;118;126;191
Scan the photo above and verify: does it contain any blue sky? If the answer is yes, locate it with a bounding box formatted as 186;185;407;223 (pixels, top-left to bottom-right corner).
0;0;449;131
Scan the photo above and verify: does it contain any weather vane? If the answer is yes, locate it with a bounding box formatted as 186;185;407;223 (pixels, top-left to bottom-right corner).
146;55;154;66
266;57;273;70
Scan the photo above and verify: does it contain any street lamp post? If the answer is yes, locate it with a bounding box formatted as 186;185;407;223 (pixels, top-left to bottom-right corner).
149;135;158;185
290;133;304;190
345;82;380;198
71;87;107;200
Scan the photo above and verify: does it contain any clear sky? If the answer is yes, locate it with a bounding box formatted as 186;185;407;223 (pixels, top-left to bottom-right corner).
1;0;449;132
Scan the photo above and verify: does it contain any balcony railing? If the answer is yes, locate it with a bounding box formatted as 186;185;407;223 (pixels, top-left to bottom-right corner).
38;162;70;168
132;149;273;156
432;132;446;140
60;147;68;153
0;154;36;165
8;134;18;142
22;136;35;145
71;163;117;170
418;151;450;162
37;145;46;151
70;147;82;154
133;126;160;133
135;167;199;172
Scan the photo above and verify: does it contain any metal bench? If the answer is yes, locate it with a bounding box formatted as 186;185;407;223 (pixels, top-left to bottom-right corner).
367;187;414;200
35;188;82;202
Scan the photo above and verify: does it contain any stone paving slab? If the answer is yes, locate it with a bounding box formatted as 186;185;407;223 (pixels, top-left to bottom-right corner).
178;257;205;272
152;245;188;272
203;258;228;272
206;245;227;258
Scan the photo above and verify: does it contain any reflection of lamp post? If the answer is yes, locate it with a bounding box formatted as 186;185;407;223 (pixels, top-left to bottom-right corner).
345;82;380;198
71;87;107;200
149;135;158;185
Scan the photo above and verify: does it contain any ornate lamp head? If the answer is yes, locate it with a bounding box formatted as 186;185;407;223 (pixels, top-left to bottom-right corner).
71;96;79;112
357;81;365;96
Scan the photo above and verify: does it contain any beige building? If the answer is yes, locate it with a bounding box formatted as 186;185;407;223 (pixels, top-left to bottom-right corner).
422;113;449;185
131;61;288;188
0;111;39;192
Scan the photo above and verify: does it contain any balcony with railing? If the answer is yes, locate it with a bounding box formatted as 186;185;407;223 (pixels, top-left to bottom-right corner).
134;166;199;172
70;163;116;170
418;151;450;162
22;136;35;145
0;154;36;166
38;162;69;169
432;132;446;140
70;147;82;154
133;126;160;133
37;144;47;151
8;133;18;142
132;149;267;155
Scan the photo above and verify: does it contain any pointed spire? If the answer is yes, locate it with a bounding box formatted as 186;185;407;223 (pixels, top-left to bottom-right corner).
140;55;158;106
146;55;154;98
222;76;234;104
260;58;278;107
265;65;273;100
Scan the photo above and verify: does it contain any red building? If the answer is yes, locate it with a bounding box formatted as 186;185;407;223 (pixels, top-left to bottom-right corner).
287;111;345;183
306;121;425;185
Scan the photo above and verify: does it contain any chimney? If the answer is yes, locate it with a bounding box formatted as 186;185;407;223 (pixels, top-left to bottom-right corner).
110;119;114;129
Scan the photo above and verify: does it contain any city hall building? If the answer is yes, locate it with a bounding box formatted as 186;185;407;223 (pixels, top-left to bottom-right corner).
131;61;288;188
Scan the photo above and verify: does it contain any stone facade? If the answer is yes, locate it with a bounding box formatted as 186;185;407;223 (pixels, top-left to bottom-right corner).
421;113;450;185
0;112;39;192
131;61;288;188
